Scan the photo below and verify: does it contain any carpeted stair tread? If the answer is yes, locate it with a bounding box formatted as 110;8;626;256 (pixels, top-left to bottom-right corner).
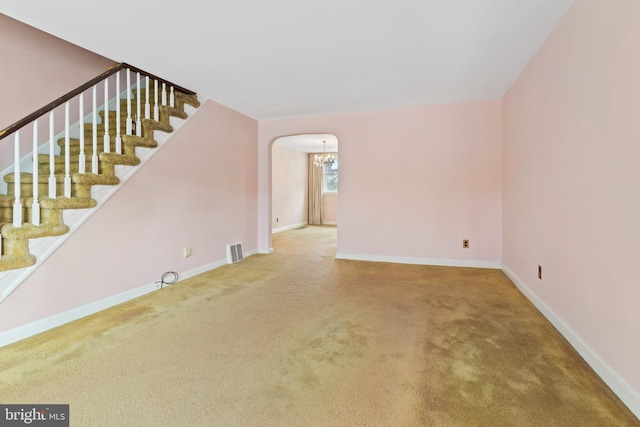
72;173;119;186
0;254;37;270
142;118;172;133
161;105;188;120
121;135;158;148
176;92;200;108
99;153;140;166
38;197;97;210
0;196;96;215
2;222;71;239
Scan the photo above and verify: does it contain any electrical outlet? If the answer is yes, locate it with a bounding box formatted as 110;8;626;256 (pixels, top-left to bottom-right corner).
538;265;542;280
183;247;192;258
463;239;469;249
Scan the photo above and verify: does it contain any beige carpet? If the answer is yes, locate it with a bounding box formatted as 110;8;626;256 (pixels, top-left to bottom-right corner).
0;226;637;426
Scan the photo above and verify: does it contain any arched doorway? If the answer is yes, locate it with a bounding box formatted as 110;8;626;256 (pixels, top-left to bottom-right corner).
271;134;338;252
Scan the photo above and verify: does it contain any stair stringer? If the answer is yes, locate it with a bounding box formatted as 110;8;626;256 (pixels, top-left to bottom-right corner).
0;98;206;304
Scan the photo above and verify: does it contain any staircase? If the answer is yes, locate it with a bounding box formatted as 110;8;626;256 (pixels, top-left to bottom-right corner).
0;63;200;301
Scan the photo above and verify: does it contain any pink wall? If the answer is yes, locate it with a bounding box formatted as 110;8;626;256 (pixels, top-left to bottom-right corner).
0;15;113;169
0;100;258;331
259;100;502;262
502;0;640;394
271;143;308;229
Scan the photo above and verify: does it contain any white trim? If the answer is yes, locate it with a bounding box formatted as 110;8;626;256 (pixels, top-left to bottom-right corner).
272;222;308;234
0;249;257;349
259;247;274;254
502;265;640;419
323;221;337;225
335;253;501;269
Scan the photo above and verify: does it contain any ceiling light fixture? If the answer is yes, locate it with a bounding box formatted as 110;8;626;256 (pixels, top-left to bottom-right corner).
314;140;335;168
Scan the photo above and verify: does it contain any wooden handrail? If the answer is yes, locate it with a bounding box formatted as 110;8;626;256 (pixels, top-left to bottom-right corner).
0;62;195;141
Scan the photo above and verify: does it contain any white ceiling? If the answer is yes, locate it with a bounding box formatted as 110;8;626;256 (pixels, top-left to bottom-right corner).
1;0;574;121
276;134;338;153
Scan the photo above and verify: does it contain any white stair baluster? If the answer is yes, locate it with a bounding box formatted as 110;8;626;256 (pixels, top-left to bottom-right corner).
153;79;159;121
48;111;56;198
32;121;40;226
13;131;23;227
170;86;175;108
92;85;98;174
103;77;110;153
136;72;142;136
145;76;150;119
78;93;85;174
64;102;71;198
115;70;122;154
126;69;132;135
161;82;167;106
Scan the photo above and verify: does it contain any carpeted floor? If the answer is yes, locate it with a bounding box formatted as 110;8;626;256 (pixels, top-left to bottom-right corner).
0;225;637;426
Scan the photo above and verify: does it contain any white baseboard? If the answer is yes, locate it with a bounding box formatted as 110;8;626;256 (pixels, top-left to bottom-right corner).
335;253;501;269
502;265;640;420
0;250;257;349
272;222;307;234
323;221;337;225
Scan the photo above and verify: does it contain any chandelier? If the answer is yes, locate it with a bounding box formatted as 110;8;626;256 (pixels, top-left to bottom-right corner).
313;140;335;167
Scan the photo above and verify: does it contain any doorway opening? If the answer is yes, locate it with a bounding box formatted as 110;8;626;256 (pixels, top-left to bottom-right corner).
271;134;338;253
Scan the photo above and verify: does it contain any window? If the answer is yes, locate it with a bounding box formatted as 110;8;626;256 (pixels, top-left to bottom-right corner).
323;157;338;193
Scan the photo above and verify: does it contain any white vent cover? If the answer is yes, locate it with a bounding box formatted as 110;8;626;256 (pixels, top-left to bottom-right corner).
227;242;244;264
